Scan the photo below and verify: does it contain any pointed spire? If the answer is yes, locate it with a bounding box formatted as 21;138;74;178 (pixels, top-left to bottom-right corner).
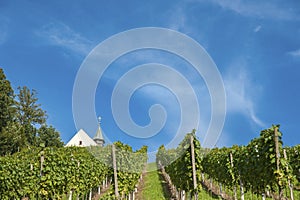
93;116;105;146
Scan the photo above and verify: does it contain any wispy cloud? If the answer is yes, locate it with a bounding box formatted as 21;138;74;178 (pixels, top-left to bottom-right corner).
167;6;187;32
165;2;200;38
287;49;300;57
36;22;94;56
128;65;209;148
254;25;261;33
196;0;299;21
110;62;206;132
224;61;265;127
97;50;210;147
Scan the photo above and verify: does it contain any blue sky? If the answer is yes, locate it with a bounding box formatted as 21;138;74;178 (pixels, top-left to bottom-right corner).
1;0;299;155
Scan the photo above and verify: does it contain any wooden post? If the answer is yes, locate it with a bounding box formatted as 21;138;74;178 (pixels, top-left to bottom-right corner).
112;144;119;199
274;126;283;199
239;172;244;200
68;191;72;200
283;149;294;200
40;151;44;177
89;188;92;200
190;135;198;200
219;183;223;198
262;193;266;200
230;153;237;200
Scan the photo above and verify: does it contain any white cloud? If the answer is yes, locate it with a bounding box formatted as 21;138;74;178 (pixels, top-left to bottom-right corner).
287;49;300;57
196;0;299;21
167;6;187;32
100;55;210;146
224;61;265;127
36;22;93;56
165;2;201;39
110;63;204;133
254;25;261;33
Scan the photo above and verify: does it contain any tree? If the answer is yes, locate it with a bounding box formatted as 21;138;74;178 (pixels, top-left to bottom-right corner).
0;68;64;154
0;68;16;131
37;125;64;147
0;68;19;155
0;121;26;155
16;86;47;145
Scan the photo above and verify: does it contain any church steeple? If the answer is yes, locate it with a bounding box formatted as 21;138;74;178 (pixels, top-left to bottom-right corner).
93;117;105;147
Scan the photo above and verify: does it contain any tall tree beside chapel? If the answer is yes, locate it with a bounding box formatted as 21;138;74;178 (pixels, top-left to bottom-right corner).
16;86;47;146
0;68;15;131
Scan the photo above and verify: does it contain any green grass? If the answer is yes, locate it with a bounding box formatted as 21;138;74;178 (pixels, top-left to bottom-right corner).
142;163;300;200
293;189;300;199
139;163;171;200
146;162;158;172
141;163;219;200
196;190;220;199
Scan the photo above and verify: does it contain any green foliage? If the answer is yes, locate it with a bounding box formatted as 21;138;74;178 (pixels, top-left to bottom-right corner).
156;129;202;195
285;144;300;182
16;86;46;126
202;147;237;188
90;142;148;198
0;68;19;155
0;68;16;131
0;146;110;199
156;144;177;167
158;126;297;199
0;142;147;199
37;125;64;147
0;68;64;154
202;125;294;196
113;142;148;197
16;86;47;145
0;121;26;155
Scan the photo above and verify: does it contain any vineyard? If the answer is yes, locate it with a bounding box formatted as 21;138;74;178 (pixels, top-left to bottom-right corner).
156;125;300;200
0;125;299;199
0;142;147;200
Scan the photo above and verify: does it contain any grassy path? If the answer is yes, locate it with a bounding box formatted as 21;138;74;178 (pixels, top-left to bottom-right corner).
137;163;172;200
137;163;220;200
137;163;300;200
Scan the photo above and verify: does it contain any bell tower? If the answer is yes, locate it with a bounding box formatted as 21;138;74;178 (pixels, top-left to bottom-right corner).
93;117;105;147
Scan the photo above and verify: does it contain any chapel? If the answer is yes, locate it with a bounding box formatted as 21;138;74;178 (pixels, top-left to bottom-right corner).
65;117;105;147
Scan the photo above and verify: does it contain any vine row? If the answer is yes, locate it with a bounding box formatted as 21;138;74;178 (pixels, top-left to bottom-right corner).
0;141;148;200
157;125;300;200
